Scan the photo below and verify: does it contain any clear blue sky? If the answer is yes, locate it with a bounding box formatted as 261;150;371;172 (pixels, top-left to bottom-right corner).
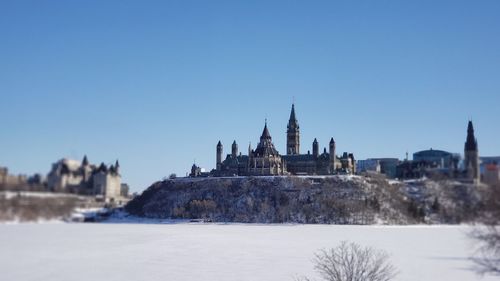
1;1;499;192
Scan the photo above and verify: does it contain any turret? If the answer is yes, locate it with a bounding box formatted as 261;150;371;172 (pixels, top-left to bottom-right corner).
82;155;89;166
98;162;108;173
81;155;91;181
329;138;336;173
190;163;201;177
115;160;120;174
109;164;116;174
216;141;223;170
312;138;319;158
286;103;300;155
254;120;280;157
348;153;356;174
232;140;238;158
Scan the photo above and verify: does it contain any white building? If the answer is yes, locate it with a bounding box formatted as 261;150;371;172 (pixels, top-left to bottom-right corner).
93;162;122;203
47;156;125;203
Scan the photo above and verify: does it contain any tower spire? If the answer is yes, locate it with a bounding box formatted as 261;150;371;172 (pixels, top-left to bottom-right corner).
216;141;223;170
286;103;300;155
232;140;238;157
82;155;89;166
465;120;478;151
261;120;271;139
329;137;336;173
289;104;297;124
464;120;479;183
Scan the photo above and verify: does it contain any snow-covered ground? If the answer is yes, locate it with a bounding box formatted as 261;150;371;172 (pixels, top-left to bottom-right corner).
0;191;85;200
0;224;496;281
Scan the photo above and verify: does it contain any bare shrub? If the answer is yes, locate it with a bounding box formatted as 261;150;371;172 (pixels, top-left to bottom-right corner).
187;199;217;219
470;226;500;276
470;184;500;276
298;241;397;281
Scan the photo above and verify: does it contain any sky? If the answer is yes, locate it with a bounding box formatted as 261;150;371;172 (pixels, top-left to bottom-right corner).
1;0;499;192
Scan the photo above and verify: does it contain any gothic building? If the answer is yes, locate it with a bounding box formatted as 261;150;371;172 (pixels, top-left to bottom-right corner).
287;104;300;155
209;104;356;177
395;121;481;183
47;156;123;202
464;120;480;183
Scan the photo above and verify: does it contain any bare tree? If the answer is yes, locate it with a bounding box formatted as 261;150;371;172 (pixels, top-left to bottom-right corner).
470;184;500;276
470;226;500;276
298;241;397;281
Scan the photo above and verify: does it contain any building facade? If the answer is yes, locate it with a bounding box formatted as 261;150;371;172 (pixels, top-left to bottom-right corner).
395;121;480;182
483;163;500;186
356;159;381;174
47;156;124;202
0;167;28;187
480;156;500;181
208;104;356;177
413;149;459;169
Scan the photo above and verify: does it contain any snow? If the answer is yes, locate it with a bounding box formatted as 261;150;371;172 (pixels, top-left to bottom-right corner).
170;174;361;182
0;191;84;200
0;224;495;281
0;218;65;225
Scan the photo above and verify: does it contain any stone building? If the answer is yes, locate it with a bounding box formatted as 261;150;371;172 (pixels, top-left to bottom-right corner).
47;157;93;192
464;121;480;183
395;121;480;182
93;162;121;202
247;122;286;175
483;163;500;186
480;156;500;181
214;122;285;176
47;156;124;202
0;167;28;188
209;104;356;177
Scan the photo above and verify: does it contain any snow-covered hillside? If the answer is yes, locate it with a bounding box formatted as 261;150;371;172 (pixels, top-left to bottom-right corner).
126;175;481;224
0;224;495;281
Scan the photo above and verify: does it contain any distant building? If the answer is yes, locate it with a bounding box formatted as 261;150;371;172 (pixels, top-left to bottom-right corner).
372;158;399;178
480;156;500;175
464;121;480;183
0;166;28;187
480;156;500;165
396;151;460;180
47;156;125;203
47;157;93;192
356;159;381;174
189;163;209;177
120;183;130;197
413;149;459;169
395;121;480;182
0;167;7;184
483;163;500;186
93;162;121;203
209;104;356;177
357;158;400;178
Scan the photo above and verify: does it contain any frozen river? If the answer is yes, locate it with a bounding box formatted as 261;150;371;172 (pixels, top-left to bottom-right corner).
0;223;495;281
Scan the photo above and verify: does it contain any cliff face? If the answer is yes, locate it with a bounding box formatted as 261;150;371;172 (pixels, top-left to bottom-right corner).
126;175;406;224
125;175;482;224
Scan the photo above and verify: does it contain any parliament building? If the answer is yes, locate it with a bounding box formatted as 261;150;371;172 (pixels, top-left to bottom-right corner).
191;104;356;177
